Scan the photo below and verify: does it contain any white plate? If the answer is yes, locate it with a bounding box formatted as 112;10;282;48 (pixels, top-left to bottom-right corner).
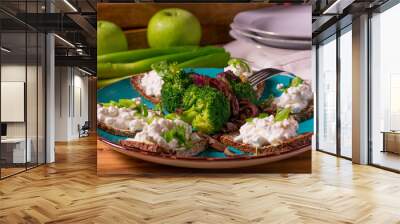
233;5;311;40
230;29;311;50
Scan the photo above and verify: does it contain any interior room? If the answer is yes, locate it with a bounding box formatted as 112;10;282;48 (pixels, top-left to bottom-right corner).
0;0;96;180
0;0;400;223
0;10;46;178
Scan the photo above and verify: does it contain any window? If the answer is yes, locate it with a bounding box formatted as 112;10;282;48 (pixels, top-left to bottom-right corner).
370;2;400;171
317;35;337;154
339;27;352;158
0;2;46;179
316;25;353;159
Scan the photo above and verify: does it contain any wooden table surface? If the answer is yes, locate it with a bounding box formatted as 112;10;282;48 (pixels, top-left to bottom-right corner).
97;140;311;175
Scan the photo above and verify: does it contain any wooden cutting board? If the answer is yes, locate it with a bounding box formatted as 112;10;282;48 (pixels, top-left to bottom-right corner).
97;3;273;49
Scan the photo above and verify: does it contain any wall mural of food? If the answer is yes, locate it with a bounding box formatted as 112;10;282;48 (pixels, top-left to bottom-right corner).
97;4;313;170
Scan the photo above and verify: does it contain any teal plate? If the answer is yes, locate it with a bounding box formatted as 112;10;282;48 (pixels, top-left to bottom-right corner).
97;68;313;159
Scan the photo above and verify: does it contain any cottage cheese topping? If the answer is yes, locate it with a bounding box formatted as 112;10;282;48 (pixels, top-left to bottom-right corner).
275;82;313;113
234;115;298;147
140;70;164;97
97;98;152;132
131;118;198;151
224;64;252;79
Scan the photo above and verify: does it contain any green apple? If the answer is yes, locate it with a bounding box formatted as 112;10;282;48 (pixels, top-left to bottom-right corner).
147;8;201;48
97;20;128;55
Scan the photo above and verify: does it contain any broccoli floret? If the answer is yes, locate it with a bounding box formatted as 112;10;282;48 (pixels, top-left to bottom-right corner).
161;82;187;113
158;62;192;112
231;81;258;104
221;72;258;104
180;85;230;134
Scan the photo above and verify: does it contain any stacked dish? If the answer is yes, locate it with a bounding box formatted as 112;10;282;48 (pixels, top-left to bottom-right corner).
230;5;312;50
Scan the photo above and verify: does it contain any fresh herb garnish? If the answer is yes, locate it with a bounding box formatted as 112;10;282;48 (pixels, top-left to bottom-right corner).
245;117;254;123
228;58;251;73
153;103;162;112
134;104;148;117
275;108;292;122
245;113;269;123
290;77;303;87
258;113;269;119
102;99;138;109
276;77;303;93
162;125;191;147
164;113;179;120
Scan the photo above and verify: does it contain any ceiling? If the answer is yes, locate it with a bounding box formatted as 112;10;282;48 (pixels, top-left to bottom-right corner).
311;0;391;43
0;0;96;73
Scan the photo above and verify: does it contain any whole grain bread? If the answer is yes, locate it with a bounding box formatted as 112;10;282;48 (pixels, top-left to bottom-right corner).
292;100;314;122
220;132;313;156
97;121;138;138
120;137;208;157
131;74;161;104
262;100;314;123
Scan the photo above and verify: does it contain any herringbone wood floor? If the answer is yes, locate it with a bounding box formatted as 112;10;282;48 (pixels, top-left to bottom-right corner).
1;136;400;224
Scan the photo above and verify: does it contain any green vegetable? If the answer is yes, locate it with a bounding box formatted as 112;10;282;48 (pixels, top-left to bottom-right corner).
276;77;304;93
160;63;193;113
152;61;183;80
275;108;292;122
101;99;151;117
225;74;258;104
245;117;254;123
258;113;269;119
97;76;131;89
98;46;225;79
135;104;148;117
177;52;230;68
291;77;303;87
98;46;199;64
162;125;191;147
102;98;138;108
164;113;180;120
227;58;251;73
180;85;230;134
245;113;269;123
231;81;258;104
153;103;163;113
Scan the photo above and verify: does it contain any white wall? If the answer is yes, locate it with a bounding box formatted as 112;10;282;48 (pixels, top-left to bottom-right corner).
54;66;89;141
1;63;46;164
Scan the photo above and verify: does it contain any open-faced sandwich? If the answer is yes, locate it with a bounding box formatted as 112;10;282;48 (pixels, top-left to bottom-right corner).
100;59;313;158
220;108;312;156
97;98;159;137
131;58;256;105
130;63;165;104
120;117;207;157
260;77;313;122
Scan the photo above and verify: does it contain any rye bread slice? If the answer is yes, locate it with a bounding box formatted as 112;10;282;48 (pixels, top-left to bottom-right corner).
292;100;314;122
120;137;208;158
131;74;161;104
220;132;312;156
262;100;314;123
97;121;138;138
